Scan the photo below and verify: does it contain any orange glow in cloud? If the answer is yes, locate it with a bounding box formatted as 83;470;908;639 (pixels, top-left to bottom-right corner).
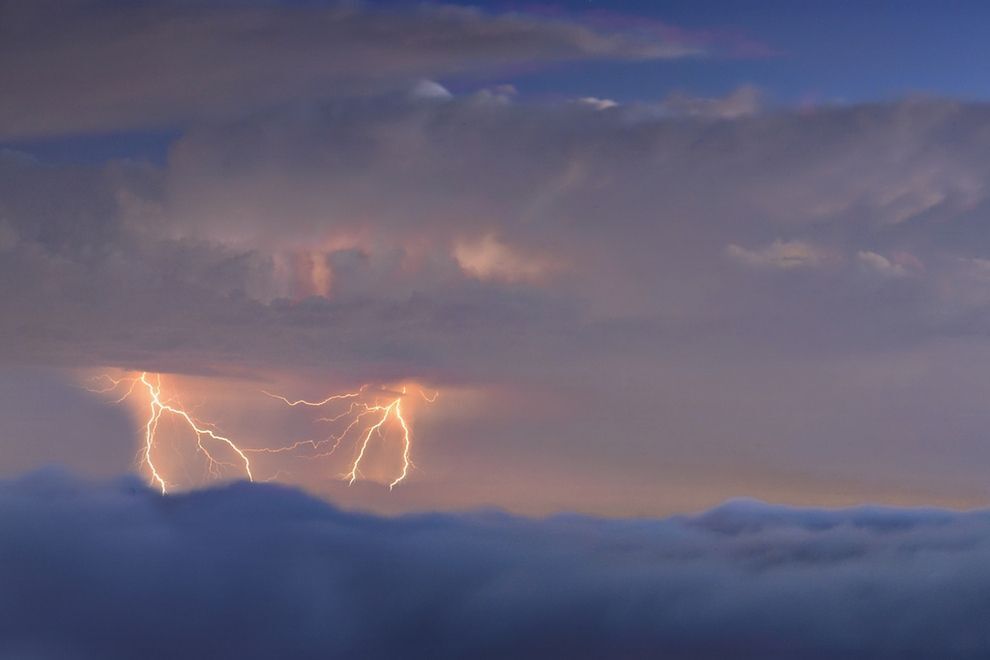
269;233;373;301
454;234;557;283
274;250;333;299
255;383;429;489
88;372;436;493
89;372;252;493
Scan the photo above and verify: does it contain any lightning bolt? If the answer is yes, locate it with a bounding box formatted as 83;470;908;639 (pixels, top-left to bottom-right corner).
90;372;253;494
89;372;435;493
259;387;366;407
260;385;424;490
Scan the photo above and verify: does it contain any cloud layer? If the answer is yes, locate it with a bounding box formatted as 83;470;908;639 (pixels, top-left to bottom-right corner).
3;469;990;659
5;96;990;377
0;0;702;139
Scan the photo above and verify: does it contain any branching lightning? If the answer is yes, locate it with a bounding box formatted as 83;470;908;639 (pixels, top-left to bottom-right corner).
90;372;253;493
256;384;423;490
89;372;435;493
259;386;366;408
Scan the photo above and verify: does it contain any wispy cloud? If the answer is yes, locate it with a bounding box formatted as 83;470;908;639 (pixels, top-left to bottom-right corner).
0;0;704;139
727;239;837;270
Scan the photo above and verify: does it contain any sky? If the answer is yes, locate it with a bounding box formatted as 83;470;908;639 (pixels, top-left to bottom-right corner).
11;1;990;657
5;0;990;520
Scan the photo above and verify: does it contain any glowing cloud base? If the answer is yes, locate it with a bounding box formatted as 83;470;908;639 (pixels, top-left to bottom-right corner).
89;372;435;494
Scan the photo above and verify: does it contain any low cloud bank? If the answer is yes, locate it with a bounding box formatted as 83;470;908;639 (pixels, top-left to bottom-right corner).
2;469;990;659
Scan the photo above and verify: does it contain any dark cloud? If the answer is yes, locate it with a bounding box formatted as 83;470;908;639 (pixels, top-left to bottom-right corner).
2;469;990;659
0;0;702;139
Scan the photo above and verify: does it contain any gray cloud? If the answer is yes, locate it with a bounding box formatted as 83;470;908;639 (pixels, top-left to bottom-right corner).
6;95;990;377
9;96;990;508
3;469;990;659
0;0;702;140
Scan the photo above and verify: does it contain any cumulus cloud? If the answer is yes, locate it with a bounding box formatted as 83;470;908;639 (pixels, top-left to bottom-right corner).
0;0;703;139
857;250;910;278
409;80;454;102
576;96;619;111
726;239;836;270
3;469;990;659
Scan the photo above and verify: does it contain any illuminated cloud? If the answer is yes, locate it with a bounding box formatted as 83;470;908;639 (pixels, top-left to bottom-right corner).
454;235;557;283
8;94;990;507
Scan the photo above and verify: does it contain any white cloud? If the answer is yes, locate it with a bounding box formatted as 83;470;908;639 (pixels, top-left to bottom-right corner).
577;96;619;111
857;250;909;278
410;80;453;101
726;240;836;270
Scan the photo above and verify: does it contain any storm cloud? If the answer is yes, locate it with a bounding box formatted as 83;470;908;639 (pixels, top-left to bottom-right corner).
6;2;990;510
7;96;990;380
3;468;990;659
8;93;990;509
